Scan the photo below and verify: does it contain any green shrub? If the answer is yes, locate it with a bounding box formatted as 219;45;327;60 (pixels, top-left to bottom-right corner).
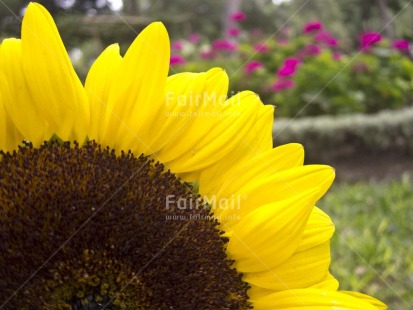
171;33;413;117
273;107;413;162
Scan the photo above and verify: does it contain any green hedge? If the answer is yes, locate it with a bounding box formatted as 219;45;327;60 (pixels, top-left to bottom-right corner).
273;107;413;162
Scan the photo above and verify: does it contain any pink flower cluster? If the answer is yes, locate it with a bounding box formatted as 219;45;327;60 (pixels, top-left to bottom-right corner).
172;41;184;51
360;32;381;50
277;57;299;77
253;43;269;53
168;16;411;95
230;11;247;21
272;58;300;92
298;44;322;58
299;21;339;59
188;33;200;44
314;31;338;47
272;79;295;92
170;55;185;66
392;39;409;51
227;28;241;38
244;60;264;74
212;39;238;51
303;20;323;33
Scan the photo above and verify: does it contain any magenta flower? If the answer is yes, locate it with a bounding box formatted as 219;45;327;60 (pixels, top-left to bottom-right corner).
392;39;409;51
188;33;200;44
303;20;323;33
272;79;295;92
277;57;300;77
170;55;185;66
284;57;300;68
314;31;338;47
244;60;264;74
212;39;238;51
253;43;269;53
230;11;247;21
360;32;381;50
227;28;241;37
277;66;296;77
172;41;184;51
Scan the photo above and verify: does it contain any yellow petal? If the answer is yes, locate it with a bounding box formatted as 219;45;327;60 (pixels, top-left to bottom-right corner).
199;106;276;194
21;3;89;141
309;273;339;290
226;188;322;272
163;91;262;174
200;143;304;197
0;100;5;150
341;291;387;310
244;241;331;290
156;68;229;162
296;206;335;252
0;39;34;148
149;71;209;157
252;289;386;309
218;165;335;222
102;22;170;154
0;92;23;152
248;285;276;299
85;44;122;142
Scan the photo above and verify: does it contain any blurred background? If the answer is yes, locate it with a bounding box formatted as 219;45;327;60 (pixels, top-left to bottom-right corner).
1;0;412;308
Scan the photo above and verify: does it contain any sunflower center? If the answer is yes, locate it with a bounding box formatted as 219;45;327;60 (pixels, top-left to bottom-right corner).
0;141;250;309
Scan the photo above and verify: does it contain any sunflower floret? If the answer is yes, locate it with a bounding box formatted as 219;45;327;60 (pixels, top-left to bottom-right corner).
0;141;250;309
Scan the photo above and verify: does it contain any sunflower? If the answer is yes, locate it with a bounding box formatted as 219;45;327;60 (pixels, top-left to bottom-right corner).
0;3;386;309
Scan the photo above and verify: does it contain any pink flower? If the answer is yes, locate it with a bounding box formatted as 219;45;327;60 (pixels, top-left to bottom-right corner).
230;11;246;21
303;20;323;33
277;66;296;77
200;50;215;59
227;28;241;37
188;33;200;44
277;57;300;77
392;39;409;51
244;60;264;74
170;55;185;66
212;39;238;51
253;43;269;53
360;32;381;50
272;79;295;92
172;41;184;51
299;44;322;57
284;57;299;68
314;31;338;47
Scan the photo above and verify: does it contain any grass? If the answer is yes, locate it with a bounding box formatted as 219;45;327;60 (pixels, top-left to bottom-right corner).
318;174;413;309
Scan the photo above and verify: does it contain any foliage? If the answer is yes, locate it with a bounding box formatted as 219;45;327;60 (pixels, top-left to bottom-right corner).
273;47;413;116
318;174;413;309
171;18;413;117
